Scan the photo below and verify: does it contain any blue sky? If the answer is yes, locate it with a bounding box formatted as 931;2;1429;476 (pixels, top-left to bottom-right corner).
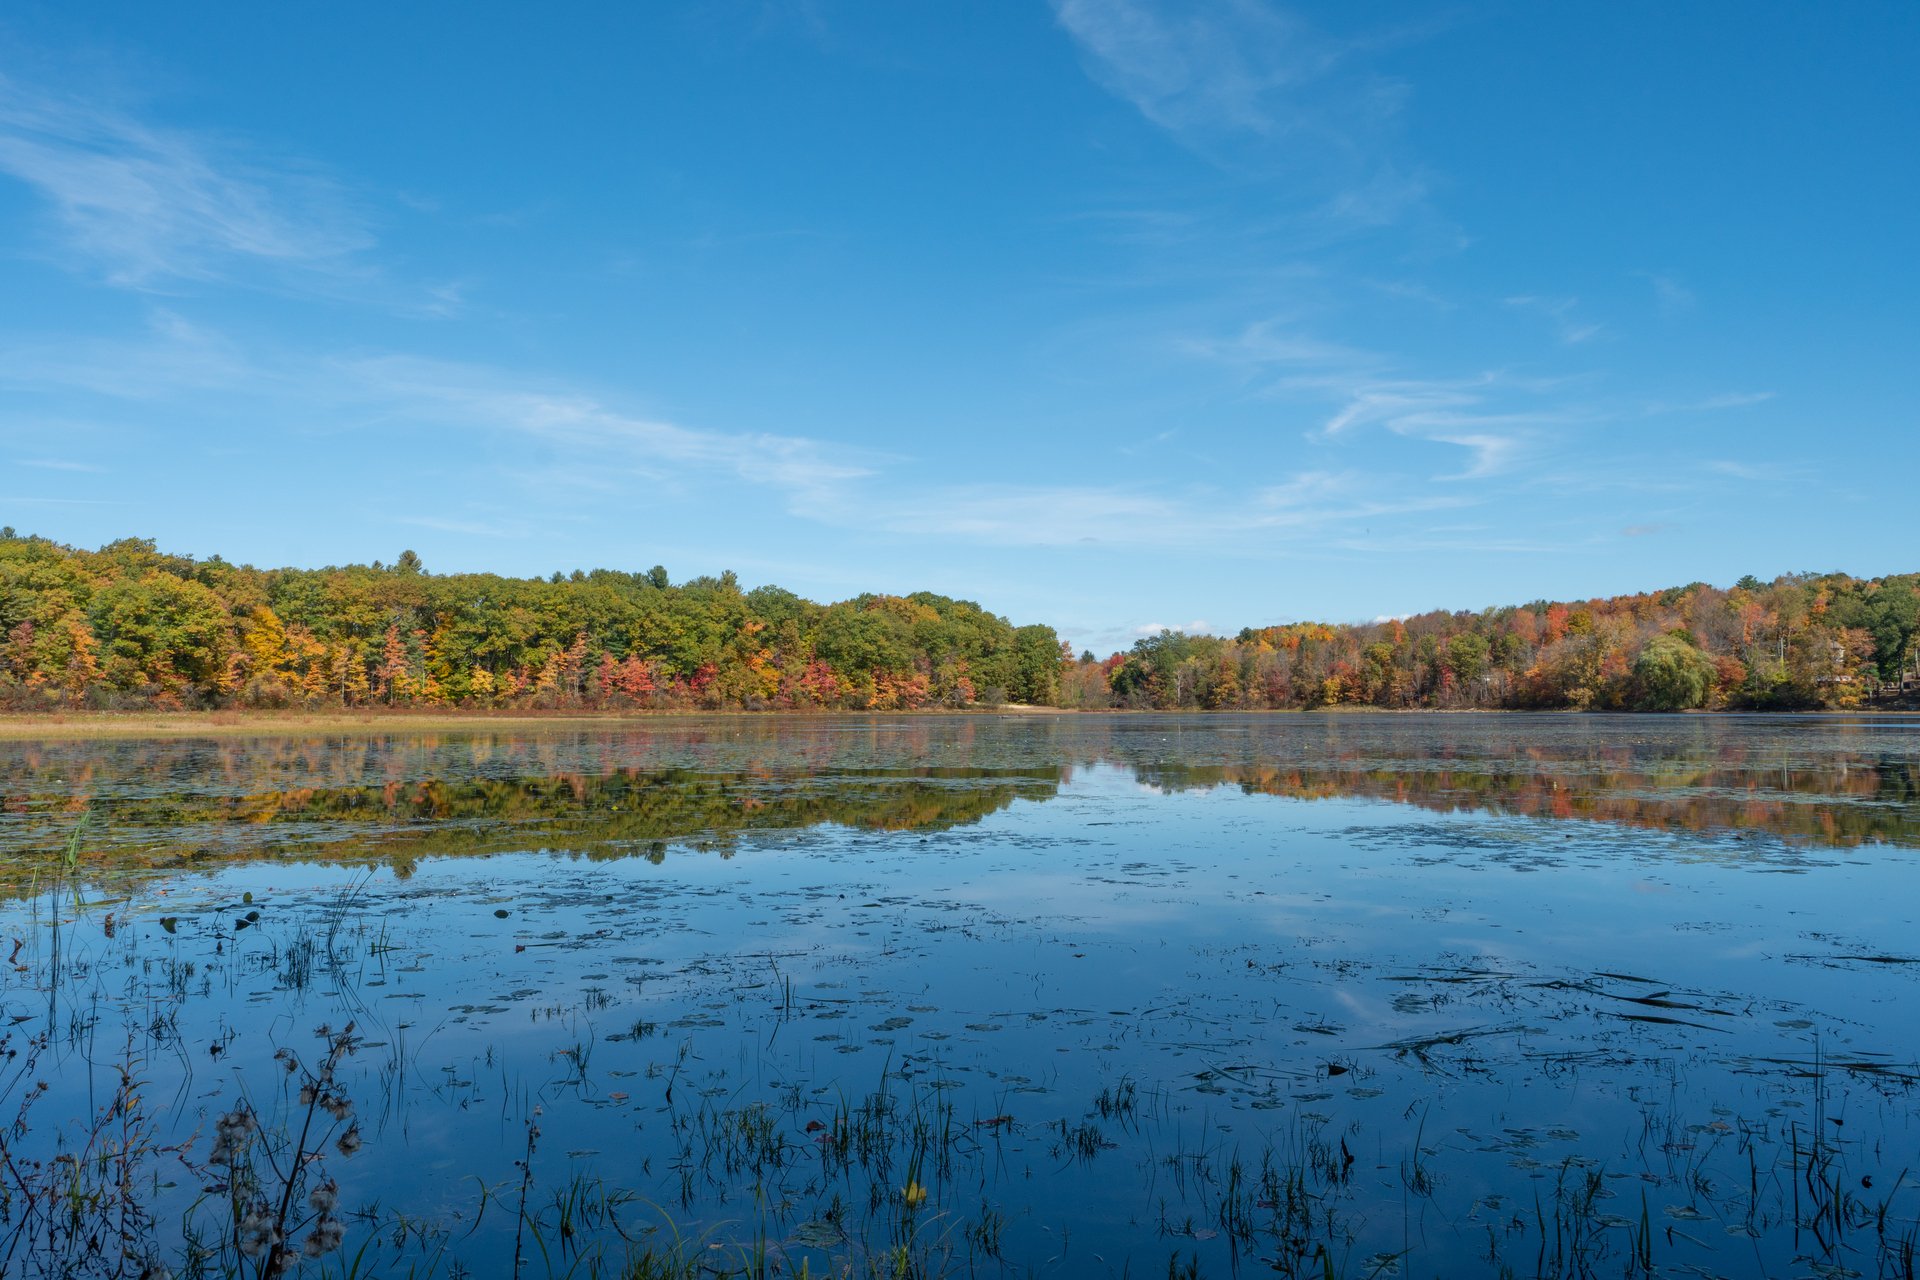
1;2;1914;653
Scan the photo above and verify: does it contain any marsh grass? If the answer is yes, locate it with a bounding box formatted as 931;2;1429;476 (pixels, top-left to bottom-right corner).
10;906;1920;1280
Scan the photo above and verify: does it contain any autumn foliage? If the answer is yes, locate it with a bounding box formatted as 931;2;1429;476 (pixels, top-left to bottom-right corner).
1060;574;1919;712
0;534;1064;712
4;533;1915;715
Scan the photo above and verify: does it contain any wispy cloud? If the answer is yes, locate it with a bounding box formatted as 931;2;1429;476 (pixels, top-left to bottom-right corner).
1313;376;1487;437
339;356;878;505
1505;295;1603;345
0;309;263;398
0;316;1520;558
0;495;117;506
1177;319;1376;373
325;356;1485;551
1052;0;1346;137
1179;312;1598;484
1133;619;1212;636
16;457;103;473
1426;430;1524;480
0;73;370;288
395;515;524;538
1638;271;1695;315
1305;371;1590;480
800;470;1473;551
1645;390;1775;414
1050;0;1429;228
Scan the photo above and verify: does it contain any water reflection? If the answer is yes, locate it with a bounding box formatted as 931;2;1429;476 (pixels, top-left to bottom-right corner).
1138;753;1920;847
3;713;1919;1279
3;715;1916;893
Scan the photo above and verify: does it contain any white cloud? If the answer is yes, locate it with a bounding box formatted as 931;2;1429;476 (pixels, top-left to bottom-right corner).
395;515;523;538
1292;372;1587;481
1315;377;1487;437
1639;271;1695;314
1673;391;1775;413
0;317;1523;558
0;309;261;398
0;74;370;288
16;457;103;473
1176;322;1563;483
1050;0;1427;231
340;355;878;503
0;495;116;506
1505;295;1603;345
1052;0;1337;136
1178;319;1376;372
1426;430;1523;480
1695;391;1773;410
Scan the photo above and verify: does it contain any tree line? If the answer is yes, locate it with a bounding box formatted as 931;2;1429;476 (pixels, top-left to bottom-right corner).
2;531;1914;713
1062;571;1919;712
0;533;1065;711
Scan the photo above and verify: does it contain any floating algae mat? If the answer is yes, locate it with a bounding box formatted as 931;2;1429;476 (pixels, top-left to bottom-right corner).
3;713;1919;1277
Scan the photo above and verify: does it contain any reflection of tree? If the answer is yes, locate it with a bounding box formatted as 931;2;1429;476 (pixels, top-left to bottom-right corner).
0;745;1061;895
4;719;1916;897
1134;755;1920;848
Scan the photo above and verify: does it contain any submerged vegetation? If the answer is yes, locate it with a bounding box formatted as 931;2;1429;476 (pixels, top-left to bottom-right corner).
3;531;1917;715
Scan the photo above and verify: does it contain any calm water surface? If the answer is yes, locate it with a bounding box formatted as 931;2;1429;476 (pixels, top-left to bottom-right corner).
4;714;1918;1278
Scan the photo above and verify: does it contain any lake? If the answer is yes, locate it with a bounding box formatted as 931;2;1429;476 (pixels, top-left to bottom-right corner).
4;713;1918;1279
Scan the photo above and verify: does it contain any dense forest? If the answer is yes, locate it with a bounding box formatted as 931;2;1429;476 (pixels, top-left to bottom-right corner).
1;531;1915;713
0;532;1065;711
1063;571;1920;712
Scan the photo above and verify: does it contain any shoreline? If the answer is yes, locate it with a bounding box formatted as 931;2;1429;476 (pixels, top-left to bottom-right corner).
0;704;1911;739
0;705;1079;738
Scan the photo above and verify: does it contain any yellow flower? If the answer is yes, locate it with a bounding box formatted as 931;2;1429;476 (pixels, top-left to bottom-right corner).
901;1180;928;1208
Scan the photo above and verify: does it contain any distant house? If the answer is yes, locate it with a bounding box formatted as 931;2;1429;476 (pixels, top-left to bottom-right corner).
1816;639;1854;686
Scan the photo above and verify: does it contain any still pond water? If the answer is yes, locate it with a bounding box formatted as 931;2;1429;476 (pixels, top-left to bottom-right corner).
4;714;1919;1279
